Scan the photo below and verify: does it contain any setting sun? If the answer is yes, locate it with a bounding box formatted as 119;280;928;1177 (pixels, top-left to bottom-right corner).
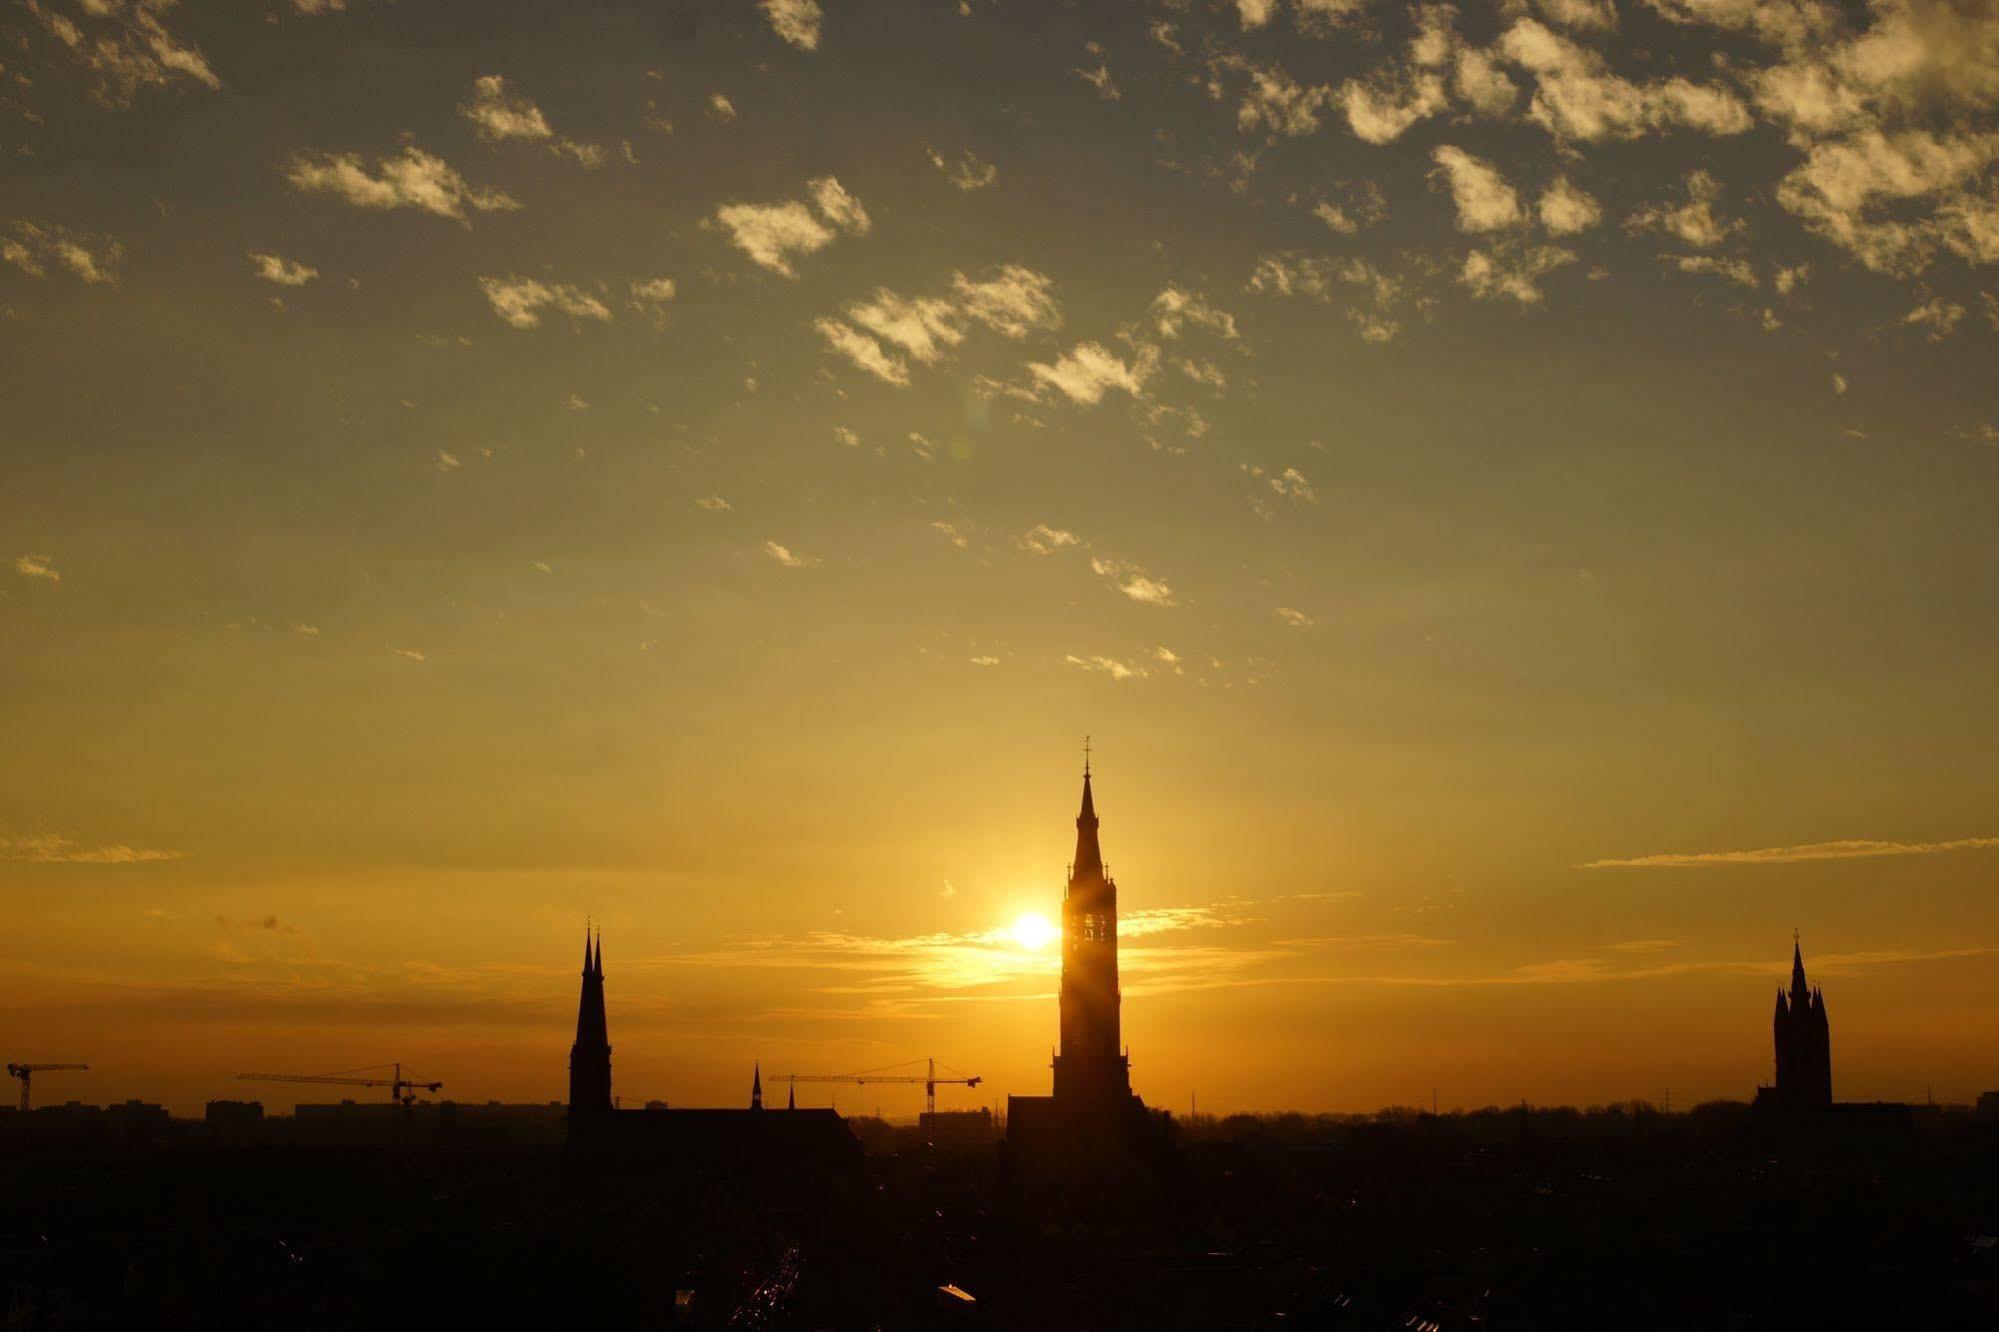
1008;913;1059;952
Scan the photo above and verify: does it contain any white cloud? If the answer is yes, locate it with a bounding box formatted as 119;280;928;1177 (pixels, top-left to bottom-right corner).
0;833;180;864
1431;146;1523;232
1276;606;1314;626
1459;243;1578;303
1666;254;1760;287
928;148;997;190
23;0;219;108
13;554;59;582
1833;370;1850;394
478;276;613;329
952;265;1062;337
713;175;869;276
1075;61;1121;101
1454;46;1520;116
460;75;603;167
629;276;676;325
248;251;317;286
1026;342;1156;405
2;221;122;285
1019;524;1079;555
932;520;969;549
1535;0;1618;31
1268;466;1316;502
1536;177;1603;234
1583;834;1999;869
833;426;861;448
695;495;732;511
760;0;823;51
846;289;965;364
1151;287;1241;340
391;647;428;662
1904;296;1966;340
1494;18;1752;141
708;92;738;122
1066;653;1143;680
1626;169;1742;247
284;145;519;221
1773;129;1999;274
1091;556;1177;606
814;317;911;385
432;450;461;472
765;540;815;567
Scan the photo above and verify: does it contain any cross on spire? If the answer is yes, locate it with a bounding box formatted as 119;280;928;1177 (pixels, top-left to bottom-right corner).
1082;733;1091;777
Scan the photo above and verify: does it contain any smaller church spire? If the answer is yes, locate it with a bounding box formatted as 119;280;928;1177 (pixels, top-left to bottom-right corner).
751;1062;763;1110
1791;931;1809;1002
787;1081;796;1110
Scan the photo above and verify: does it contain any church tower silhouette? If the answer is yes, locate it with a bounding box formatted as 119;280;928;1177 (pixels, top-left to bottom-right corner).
569;929;612;1115
1052;758;1131;1104
1772;935;1832;1107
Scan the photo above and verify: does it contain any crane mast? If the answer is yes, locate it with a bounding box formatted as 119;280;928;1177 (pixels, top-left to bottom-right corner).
6;1063;89;1112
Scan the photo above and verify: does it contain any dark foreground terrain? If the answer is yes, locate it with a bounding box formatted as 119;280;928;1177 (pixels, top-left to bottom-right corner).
4;1102;1998;1329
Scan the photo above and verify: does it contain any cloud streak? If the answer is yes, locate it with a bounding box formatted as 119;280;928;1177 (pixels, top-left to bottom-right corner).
1581;836;1999;869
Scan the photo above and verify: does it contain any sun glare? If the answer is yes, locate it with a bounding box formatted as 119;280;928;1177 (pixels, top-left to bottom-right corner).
1008;912;1058;951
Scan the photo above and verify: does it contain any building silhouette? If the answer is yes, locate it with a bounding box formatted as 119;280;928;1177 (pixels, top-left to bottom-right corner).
1006;759;1170;1200
563;929;861;1190
1772;935;1832;1108
569;929;612;1116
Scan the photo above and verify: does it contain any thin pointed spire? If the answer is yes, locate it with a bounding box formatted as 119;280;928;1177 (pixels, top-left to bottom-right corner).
593;927;603;978
1073;744;1103;881
751;1061;764;1110
787;1081;795;1111
1791;931;1809;1001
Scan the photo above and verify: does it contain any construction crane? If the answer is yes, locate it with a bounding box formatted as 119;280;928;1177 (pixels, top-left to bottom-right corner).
775;1057;980;1118
7;1063;88;1112
238;1062;442;1107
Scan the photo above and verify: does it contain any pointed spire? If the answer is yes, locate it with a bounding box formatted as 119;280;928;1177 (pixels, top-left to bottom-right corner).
787;1081;796;1111
1073;744;1103;881
593;927;603;978
751;1062;764;1110
583;926;594;974
1791;931;1809;1002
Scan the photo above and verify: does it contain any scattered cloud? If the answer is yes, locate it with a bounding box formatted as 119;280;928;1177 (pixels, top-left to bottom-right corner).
928;148;997;190
460;75;603;167
694;495;732;511
1276;606;1313;626
247;252;317;286
390;647;427;662
1459;243;1577;303
712;176;869;276
1150;287;1240;340
0;834;181;864
629;276;676;326
1019;524;1079;555
1536;177;1602;235
759;0;823;51
3;221;123;285
1026;341;1156;405
1627;169;1742;248
931;520;969;549
1495;18;1752;142
13;554;60;582
1066;653;1143;680
1090;556;1177;606
1904;296;1966;341
21;0;219;107
1431;145;1523;232
478;276;612;329
1581;835;1999;869
284;144;519;222
764;540;815;568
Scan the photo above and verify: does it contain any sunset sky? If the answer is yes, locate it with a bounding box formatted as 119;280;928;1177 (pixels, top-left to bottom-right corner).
4;0;1998;1118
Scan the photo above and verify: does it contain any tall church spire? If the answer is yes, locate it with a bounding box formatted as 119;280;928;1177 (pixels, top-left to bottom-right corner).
1791;931;1809;1004
1073;761;1103;881
751;1062;764;1110
569;925;612;1114
1054;747;1129;1106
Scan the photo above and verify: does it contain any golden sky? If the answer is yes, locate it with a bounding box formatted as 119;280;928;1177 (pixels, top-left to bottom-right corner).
4;0;1998;1117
